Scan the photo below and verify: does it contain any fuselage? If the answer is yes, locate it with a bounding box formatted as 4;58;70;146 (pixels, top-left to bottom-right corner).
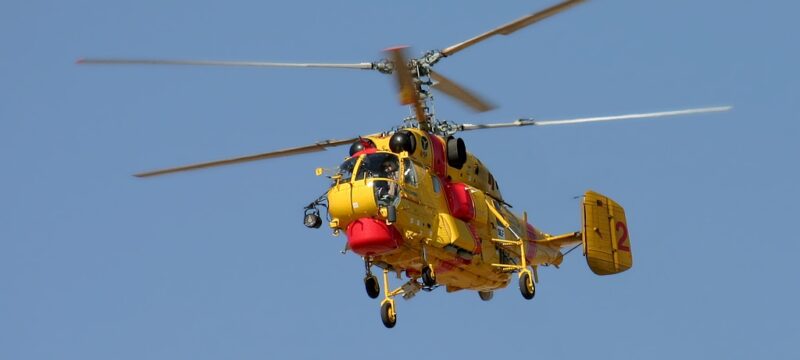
326;128;567;291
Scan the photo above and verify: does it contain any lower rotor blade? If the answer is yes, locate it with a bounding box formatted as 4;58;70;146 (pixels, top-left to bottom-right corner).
134;137;360;178
77;58;376;70
430;70;495;112
386;47;427;125
386;47;417;105
458;106;732;131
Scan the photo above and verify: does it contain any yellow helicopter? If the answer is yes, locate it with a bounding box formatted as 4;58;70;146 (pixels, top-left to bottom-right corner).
79;0;730;328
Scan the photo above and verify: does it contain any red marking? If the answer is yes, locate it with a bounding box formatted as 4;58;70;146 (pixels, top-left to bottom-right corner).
616;221;631;252
427;134;447;178
345;218;403;256
436;257;471;275
437;260;456;274
526;223;538;240
466;222;482;255
525;223;538;262
384;45;410;51
527;241;538;263
351;147;377;157
358;138;374;148
351;138;376;157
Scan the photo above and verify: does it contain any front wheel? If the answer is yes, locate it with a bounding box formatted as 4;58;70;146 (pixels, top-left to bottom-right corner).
380;301;396;328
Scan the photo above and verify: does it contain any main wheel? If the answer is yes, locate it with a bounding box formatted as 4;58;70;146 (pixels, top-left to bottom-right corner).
380;301;397;328
478;291;494;301
364;275;380;299
519;272;535;300
421;265;436;287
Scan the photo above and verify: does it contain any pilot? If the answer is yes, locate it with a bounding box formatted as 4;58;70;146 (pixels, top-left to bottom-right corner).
377;159;399;204
381;159;399;179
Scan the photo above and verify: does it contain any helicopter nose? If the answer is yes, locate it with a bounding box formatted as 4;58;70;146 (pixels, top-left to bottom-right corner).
346;218;402;256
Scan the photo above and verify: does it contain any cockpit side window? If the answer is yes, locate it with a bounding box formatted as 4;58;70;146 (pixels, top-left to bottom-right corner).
432;176;441;193
335;157;357;183
402;158;418;187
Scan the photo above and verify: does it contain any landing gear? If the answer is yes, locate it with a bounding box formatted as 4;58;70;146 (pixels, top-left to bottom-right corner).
380;300;396;328
381;300;397;329
379;269;399;328
363;258;380;299
519;271;535;300
487;209;538;301
421;265;436;287
367;261;434;328
364;275;380;299
478;291;494;301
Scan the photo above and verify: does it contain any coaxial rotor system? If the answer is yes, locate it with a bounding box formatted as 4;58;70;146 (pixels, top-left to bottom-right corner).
78;0;731;177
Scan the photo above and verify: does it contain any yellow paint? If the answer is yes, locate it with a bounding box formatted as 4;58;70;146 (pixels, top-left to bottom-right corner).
325;131;633;295
582;190;633;275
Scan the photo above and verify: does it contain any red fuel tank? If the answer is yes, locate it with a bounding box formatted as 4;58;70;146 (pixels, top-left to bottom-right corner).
445;182;475;221
346;218;402;256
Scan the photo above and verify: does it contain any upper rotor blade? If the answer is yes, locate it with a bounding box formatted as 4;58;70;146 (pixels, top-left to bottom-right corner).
441;0;587;57
430;70;495;112
134;137;360;178
458;106;733;131
77;58;376;70
386;47;427;125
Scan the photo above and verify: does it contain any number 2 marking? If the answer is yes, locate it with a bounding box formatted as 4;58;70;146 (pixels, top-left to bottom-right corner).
616;221;630;252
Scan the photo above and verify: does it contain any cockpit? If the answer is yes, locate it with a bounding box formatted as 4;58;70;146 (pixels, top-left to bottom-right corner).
325;151;422;236
335;153;400;183
332;152;403;208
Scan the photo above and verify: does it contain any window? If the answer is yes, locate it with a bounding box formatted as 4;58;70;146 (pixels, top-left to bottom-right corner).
355;153;399;180
402;159;418;186
335;157;357;183
432;176;441;193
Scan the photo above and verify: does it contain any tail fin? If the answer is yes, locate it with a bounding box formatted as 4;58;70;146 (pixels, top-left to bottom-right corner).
582;190;632;275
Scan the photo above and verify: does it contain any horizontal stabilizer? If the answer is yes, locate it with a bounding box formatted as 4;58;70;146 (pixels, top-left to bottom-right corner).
534;232;582;248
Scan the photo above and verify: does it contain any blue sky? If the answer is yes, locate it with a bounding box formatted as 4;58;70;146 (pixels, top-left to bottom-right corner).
2;0;799;359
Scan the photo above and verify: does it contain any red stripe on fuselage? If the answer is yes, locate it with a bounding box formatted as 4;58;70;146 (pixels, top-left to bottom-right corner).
427;133;447;178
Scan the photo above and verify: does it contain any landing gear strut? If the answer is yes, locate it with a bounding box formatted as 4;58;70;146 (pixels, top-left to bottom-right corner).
379;269;397;328
363;259;380;299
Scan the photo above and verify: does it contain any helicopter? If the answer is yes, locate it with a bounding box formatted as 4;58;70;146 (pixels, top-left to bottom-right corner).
78;0;731;328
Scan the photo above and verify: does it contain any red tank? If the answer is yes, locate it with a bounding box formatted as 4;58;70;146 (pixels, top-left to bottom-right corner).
445;182;475;221
346;218;402;256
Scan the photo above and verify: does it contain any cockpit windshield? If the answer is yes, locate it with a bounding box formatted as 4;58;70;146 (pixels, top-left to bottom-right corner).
334;153;400;187
356;153;400;180
332;153;401;206
335;157;357;182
